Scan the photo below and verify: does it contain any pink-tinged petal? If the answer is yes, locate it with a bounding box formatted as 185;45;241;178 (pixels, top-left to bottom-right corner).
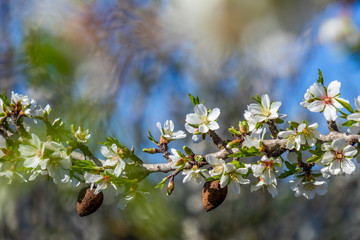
355;96;360;111
323;105;337;121
327;80;341;97
331;138;346;152
208;108;220;121
347;113;360;121
185;113;202;125
342;159;355;174
199;124;209;133
309;83;326;98
343;145;357;157
220;174;229;188
261;94;271;110
194;104;207;117
307;101;324;112
208;121;219;130
322;151;335;165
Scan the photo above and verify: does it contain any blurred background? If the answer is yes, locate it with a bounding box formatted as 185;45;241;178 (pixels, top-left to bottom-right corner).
1;0;360;239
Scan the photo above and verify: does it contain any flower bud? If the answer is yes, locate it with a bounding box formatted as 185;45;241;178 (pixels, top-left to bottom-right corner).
226;139;243;148
202;180;227;212
239;121;249;134
142;148;158;154
167;177;175;196
183;146;194;156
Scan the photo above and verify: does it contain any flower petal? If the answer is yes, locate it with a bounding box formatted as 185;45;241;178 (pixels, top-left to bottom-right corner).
327;80;341;97
208;108;220;121
194;104;207;117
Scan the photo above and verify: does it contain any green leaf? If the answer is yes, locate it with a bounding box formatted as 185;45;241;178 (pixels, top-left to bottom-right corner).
229;160;246;169
188;94;200;106
183;146;194;156
147;131;159;145
306;154;323;163
278;170;295;179
228;127;241;136
71;160;97;173
155;177;168;189
274;118;284;124
317;69;324;85
289;121;299;130
250;94;261;104
0;89;10;107
342;120;357;127
285;161;297;171
205;175;221;182
336;98;354;113
228;146;261;158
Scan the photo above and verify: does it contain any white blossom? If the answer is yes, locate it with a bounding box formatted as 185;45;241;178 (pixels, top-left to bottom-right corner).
252;156;282;185
301;81;348;121
278;130;297;150
206;155;249;193
168;148;185;168
250;178;278;198
84;172;117;194
157;120;186;141
182;167;209;184
74;127;91;143
185;104;220;142
247;94;282;123
289;177;328;200
347;96;360;121
296;123;321;148
242;127;266;149
321;138;357;175
101;144;129;177
19;134;46;169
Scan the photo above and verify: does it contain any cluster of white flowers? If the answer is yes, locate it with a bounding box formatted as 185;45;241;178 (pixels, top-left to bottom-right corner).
3;79;360;211
84;143;135;193
19;134;72;184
